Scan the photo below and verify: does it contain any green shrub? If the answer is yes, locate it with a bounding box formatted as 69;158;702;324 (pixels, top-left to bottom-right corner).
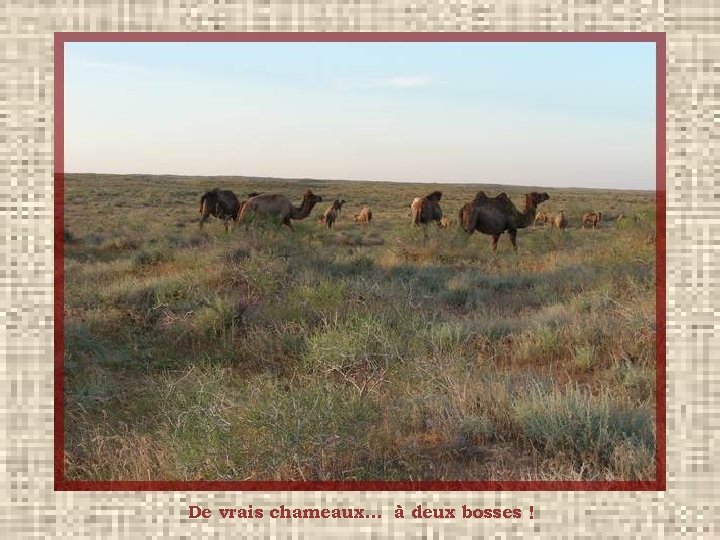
193;296;242;338
131;246;173;267
511;383;654;470
237;378;380;479
573;345;597;372
460;415;497;445
304;313;406;374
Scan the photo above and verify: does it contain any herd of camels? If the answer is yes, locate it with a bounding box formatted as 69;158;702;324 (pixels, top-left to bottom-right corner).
199;187;607;251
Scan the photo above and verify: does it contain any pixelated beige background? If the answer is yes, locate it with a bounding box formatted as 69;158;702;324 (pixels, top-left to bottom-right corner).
1;0;718;537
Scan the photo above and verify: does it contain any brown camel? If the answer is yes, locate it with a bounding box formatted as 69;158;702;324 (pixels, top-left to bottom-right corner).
410;191;443;226
582;212;602;229
409;197;422;217
237;192;262;220
460;191;550;251
553;210;568;231
238;190;322;229
319;199;343;229
354;206;372;225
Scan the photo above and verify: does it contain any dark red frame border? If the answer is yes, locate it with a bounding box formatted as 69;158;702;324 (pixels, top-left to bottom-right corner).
54;31;666;492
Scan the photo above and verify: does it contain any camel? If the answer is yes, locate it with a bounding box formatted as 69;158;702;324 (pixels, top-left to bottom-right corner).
319;199;343;229
460;191;550;251
458;191;488;228
237;192;262;218
238;190;322;229
439;216;450;228
410;191;443;226
199;188;241;232
354;206;372;225
534;212;551;227
409;197;422;217
553;210;568;231
582;212;602;229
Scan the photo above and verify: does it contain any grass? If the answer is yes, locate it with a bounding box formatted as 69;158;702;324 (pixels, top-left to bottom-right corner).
63;173;657;481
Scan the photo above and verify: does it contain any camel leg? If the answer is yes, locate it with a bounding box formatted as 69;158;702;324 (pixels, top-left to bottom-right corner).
491;234;500;251
509;230;518;252
283;217;294;230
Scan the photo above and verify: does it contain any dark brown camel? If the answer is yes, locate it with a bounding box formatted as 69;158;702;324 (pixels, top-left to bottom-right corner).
410;191;443;226
238;190;322;229
199;189;241;232
460;191;550;251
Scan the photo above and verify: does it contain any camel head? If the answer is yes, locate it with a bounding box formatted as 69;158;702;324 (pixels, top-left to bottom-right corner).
302;190;323;207
426;191;443;202
526;192;550;208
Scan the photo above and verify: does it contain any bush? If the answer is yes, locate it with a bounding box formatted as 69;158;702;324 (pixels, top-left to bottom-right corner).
460;415;497;445
131;246;173;267
511;383;654;471
193;296;242;338
304;313;406;374
237;378;380;479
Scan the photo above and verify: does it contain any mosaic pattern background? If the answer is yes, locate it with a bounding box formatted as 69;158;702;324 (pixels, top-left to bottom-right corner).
1;0;718;536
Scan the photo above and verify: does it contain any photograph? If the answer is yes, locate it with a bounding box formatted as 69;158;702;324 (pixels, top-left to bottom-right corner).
59;38;659;485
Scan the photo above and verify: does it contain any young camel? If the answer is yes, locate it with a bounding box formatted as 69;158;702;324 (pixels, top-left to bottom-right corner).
582;212;602;229
319;199;343;229
354;206;372;225
534;212;551;227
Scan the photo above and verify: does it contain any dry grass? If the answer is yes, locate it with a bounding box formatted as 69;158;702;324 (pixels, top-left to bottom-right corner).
63;173;657;481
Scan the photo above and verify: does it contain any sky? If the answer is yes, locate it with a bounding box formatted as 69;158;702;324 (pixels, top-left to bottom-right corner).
64;41;656;189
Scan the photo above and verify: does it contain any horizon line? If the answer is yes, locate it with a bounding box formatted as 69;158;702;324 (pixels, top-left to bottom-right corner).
64;172;656;193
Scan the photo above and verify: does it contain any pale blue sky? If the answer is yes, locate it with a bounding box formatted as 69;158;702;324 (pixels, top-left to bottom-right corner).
64;42;656;189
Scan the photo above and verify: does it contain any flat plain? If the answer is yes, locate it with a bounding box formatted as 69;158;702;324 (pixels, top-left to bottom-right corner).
63;173;657;482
